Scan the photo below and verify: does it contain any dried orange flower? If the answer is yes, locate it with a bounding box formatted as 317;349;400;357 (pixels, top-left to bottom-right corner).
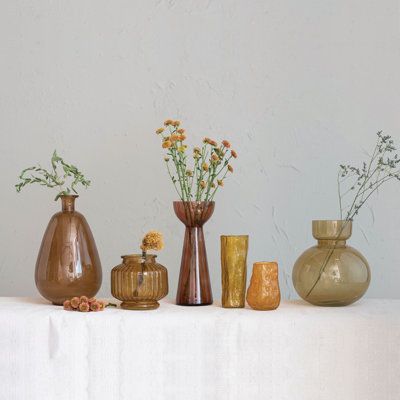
193;147;201;153
80;296;89;303
217;179;224;187
164;119;173;126
156;128;164;134
228;165;233;173
222;140;231;148
177;129;185;134
140;230;164;252
170;134;180;142
63;300;73;311
79;302;90;312
200;180;206;189
90;301;101;312
211;154;219;161
171;120;180;127
178;135;187;141
162;140;172;149
202;163;209;172
209;139;217;147
99;301;106;311
70;297;80;309
231;150;237;158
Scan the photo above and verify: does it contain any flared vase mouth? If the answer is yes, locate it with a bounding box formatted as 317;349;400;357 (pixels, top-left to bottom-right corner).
173;200;215;226
312;220;352;240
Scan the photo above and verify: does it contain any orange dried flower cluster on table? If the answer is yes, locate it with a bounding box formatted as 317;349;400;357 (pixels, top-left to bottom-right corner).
63;296;109;312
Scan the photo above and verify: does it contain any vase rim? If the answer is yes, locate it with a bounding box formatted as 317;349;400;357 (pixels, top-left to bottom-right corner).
121;253;157;259
173;200;215;204
312;220;352;240
312;219;351;223
60;194;79;199
253;261;278;266
220;234;249;238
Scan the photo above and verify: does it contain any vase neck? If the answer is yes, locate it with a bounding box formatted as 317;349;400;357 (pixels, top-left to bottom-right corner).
122;254;157;264
318;239;346;248
61;195;77;212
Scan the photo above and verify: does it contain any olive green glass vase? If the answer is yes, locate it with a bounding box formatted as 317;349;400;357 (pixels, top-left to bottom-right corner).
292;220;371;306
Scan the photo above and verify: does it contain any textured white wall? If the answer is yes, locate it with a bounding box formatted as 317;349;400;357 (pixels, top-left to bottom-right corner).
0;0;399;301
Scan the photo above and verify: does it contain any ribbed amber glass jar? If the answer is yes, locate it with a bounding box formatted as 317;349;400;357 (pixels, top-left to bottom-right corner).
111;254;168;310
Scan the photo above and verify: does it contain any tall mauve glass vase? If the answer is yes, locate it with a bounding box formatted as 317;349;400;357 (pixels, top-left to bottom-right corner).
173;201;214;306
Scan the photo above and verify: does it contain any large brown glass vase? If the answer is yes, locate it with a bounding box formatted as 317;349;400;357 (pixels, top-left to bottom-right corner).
35;195;102;305
174;201;214;306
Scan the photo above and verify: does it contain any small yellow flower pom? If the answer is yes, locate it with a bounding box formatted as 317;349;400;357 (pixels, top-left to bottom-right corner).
186;170;193;177
202;163;209;172
200;180;207;189
178;145;187;153
193;147;201;153
171;120;180;127
140;231;164;252
156;128;165;134
228;165;233;173
164;119;174;126
164;156;170;162
217;179;224;187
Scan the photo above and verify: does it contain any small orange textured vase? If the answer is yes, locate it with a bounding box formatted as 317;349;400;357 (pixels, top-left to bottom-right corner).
246;262;280;310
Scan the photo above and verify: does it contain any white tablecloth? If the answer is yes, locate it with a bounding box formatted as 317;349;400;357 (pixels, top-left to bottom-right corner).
0;297;399;400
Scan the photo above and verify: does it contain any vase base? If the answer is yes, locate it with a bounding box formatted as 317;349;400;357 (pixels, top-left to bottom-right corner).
121;300;160;310
176;301;213;306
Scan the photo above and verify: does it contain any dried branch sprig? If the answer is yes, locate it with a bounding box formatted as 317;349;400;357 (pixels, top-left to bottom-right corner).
156;119;237;202
306;131;400;299
338;131;400;220
15;150;90;201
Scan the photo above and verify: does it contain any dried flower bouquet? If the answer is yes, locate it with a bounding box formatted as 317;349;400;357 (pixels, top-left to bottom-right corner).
155;119;237;202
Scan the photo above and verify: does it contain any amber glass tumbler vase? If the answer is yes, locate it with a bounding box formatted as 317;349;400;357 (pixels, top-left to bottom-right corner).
220;235;248;308
292;220;371;306
174;201;214;306
111;254;168;310
35;195;102;305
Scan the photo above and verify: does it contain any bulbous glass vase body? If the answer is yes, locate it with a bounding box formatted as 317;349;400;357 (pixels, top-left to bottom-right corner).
111;254;168;310
35;195;102;305
292;220;370;306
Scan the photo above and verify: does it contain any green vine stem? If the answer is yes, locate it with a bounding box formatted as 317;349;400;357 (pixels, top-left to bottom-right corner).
15;150;91;201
